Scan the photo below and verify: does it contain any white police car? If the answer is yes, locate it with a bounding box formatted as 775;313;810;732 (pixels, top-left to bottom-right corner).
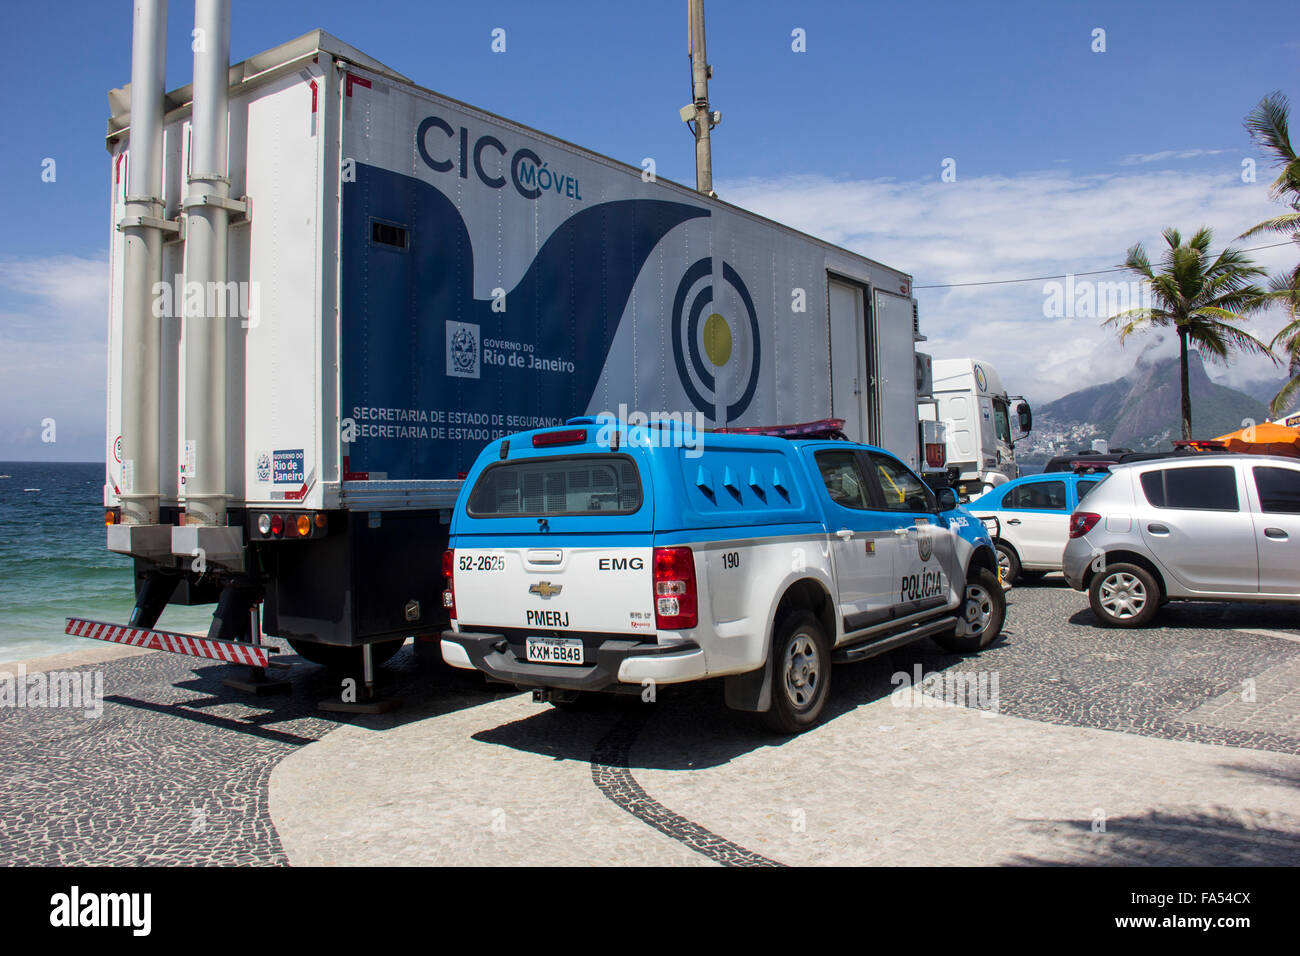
440;418;1004;734
968;471;1106;586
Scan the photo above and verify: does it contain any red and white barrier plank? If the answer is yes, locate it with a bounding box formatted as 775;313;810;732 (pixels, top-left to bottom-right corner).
65;618;279;668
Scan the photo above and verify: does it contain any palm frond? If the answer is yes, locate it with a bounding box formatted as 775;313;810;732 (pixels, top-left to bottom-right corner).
1271;373;1300;417
1246;92;1297;168
1193;319;1278;363
1238;211;1300;240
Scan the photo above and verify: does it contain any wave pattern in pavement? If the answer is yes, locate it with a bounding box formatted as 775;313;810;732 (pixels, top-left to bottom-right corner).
590;705;784;867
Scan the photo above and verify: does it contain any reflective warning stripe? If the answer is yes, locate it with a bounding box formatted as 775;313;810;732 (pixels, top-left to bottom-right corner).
65;618;276;668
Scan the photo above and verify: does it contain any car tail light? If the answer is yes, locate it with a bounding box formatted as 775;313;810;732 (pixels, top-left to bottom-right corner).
1069;512;1101;538
652;546;697;629
442;549;456;620
532;428;587;447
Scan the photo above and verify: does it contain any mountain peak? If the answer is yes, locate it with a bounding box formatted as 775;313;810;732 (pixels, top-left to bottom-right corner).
1038;352;1265;450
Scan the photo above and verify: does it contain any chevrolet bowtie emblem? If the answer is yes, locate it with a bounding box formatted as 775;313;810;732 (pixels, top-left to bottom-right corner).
529;581;562;599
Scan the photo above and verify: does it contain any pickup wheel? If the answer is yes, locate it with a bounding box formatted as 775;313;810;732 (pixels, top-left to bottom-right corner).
994;541;1020;587
1088;563;1160;628
286;638;406;671
934;565;1005;654
761;609;832;735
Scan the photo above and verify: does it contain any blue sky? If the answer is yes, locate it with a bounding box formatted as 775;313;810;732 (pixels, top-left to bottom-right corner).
2;0;1297;459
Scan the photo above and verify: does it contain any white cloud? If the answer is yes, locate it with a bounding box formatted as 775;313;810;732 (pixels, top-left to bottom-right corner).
0;252;109;459
1119;148;1231;165
718;168;1295;405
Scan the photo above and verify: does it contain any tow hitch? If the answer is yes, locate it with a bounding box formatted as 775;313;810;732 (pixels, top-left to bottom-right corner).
532;688;580;705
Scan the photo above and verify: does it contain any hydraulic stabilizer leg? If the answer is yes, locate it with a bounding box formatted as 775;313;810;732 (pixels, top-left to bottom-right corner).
317;641;401;714
128;568;179;629
221;601;291;695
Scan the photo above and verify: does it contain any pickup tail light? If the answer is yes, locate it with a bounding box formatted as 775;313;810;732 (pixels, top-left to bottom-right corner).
532;428;587;447
442;549;456;620
652;546;697;629
1069;512;1101;539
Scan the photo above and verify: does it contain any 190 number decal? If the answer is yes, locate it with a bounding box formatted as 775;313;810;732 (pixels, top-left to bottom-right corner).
459;554;505;572
722;551;741;569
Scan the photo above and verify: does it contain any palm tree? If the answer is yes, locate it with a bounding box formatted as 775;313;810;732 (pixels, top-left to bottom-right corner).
1239;92;1300;416
1105;227;1274;440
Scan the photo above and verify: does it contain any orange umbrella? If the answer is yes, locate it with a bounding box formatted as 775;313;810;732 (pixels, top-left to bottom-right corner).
1213;422;1300;457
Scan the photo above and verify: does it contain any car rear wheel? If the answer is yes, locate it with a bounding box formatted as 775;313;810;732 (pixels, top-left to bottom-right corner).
1088;563;1159;627
995;541;1020;587
934;565;1006;654
761;609;832;735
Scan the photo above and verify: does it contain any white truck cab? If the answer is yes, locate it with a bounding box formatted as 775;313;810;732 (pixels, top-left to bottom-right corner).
922;359;1032;499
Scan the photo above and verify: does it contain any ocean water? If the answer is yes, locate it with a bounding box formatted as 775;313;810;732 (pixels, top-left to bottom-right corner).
0;462;213;664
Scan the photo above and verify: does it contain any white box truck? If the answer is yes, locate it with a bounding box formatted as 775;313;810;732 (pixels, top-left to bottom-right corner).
921;358;1032;498
77;11;943;681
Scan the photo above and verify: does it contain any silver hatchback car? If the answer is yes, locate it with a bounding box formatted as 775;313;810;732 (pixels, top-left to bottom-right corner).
1062;454;1300;626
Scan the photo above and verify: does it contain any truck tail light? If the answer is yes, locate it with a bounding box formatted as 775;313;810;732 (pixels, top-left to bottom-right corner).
442;549;456;620
652;546;697;630
925;441;946;469
1069;512;1100;538
254;512;327;539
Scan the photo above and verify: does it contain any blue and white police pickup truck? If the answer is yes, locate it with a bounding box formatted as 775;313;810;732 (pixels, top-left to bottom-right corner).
439;418;1004;733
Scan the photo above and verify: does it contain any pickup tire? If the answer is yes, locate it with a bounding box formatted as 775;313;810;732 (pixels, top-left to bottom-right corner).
762;609;832;735
995;541;1020;587
286;638;406;671
934;565;1005;654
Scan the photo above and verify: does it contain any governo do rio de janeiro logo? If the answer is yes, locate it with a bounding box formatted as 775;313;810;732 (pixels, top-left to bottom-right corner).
671;257;761;422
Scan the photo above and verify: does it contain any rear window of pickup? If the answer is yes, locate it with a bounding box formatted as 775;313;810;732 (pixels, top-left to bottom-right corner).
467;454;643;517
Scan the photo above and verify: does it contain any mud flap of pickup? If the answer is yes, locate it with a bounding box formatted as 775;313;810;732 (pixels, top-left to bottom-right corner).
724;665;771;713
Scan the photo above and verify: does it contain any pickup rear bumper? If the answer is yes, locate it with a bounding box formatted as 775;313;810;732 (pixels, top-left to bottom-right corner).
441;630;705;692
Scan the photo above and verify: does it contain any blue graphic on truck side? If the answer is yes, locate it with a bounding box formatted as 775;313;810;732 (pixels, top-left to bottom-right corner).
340;162;708;480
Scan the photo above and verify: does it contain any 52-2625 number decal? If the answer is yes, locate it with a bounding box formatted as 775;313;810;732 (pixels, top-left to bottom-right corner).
458;554;506;572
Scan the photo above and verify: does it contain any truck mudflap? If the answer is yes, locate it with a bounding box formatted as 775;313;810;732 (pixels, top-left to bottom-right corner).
65;617;280;668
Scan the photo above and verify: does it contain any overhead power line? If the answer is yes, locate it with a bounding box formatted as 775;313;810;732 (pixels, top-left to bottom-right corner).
912;240;1296;290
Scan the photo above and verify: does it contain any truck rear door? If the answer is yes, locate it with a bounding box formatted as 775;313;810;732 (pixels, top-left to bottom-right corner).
872;291;921;468
451;452;657;648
